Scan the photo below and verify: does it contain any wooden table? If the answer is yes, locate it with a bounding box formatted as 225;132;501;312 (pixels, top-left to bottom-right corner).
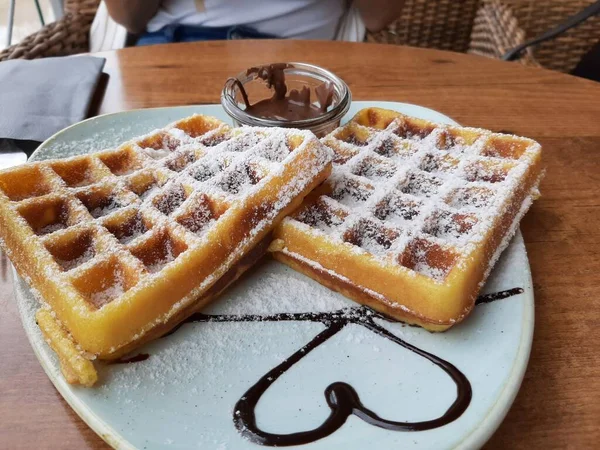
1;40;599;449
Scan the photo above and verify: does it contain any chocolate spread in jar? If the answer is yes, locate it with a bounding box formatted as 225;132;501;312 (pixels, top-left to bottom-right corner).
233;63;335;121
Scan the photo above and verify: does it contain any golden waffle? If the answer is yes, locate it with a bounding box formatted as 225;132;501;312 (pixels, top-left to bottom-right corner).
271;107;543;331
0;114;332;385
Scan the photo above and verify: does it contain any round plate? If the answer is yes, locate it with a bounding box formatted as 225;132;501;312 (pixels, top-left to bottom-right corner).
15;101;534;450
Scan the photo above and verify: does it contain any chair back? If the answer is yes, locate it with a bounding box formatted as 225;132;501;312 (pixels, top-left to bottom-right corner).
366;0;482;53
469;0;538;66
0;0;100;61
64;0;101;16
499;0;600;72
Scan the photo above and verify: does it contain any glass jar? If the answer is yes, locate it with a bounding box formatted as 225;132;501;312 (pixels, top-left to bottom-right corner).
221;62;351;138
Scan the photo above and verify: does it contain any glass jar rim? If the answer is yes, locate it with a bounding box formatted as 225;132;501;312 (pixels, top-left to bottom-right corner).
221;62;351;129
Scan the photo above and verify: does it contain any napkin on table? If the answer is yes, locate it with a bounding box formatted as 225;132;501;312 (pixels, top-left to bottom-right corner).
0;55;106;156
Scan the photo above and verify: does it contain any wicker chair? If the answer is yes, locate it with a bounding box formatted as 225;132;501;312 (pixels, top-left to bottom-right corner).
366;0;482;53
0;0;100;61
469;0;600;73
367;0;600;73
1;0;599;75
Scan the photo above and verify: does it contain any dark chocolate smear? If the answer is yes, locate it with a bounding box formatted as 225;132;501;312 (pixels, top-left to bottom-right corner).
235;63;334;121
152;287;523;445
476;287;524;305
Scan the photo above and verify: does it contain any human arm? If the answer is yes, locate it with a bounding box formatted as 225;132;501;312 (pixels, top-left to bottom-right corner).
354;0;406;33
103;0;161;34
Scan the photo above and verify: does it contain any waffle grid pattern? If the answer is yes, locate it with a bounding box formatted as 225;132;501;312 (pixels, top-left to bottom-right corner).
274;108;542;330
286;113;537;282
0;115;332;358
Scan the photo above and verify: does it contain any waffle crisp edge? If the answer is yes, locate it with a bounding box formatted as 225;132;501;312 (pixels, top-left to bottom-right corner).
272;107;543;331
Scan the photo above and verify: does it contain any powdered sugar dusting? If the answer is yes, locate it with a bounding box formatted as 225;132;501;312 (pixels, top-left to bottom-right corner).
0;113;333;358
90;281;126;308
38;222;67;235
286;112;542;283
280;249;415;315
55;246;95;271
206;259;352;315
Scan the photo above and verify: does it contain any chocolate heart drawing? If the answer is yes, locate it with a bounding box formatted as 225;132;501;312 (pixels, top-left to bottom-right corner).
154;287;522;447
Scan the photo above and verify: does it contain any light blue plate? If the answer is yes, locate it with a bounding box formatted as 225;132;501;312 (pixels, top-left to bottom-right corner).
15;101;534;450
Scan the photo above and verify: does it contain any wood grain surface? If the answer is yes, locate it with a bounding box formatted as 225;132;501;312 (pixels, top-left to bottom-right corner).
1;40;599;449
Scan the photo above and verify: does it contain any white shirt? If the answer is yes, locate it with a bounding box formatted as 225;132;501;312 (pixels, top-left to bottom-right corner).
146;0;346;39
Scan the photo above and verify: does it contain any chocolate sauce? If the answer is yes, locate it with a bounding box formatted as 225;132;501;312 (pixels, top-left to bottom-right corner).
108;353;149;365
475;287;524;305
231;308;472;446
235;63;334;121
157;287;523;446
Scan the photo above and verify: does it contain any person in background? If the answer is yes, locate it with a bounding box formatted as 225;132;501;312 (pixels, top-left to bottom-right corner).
103;0;405;45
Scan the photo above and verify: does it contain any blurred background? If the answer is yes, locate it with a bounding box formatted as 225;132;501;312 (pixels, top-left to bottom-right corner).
1;0;59;50
0;1;599;78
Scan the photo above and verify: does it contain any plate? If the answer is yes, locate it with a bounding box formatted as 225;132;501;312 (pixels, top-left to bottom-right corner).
14;101;534;450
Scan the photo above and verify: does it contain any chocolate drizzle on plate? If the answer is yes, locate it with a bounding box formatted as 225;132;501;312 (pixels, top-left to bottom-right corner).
116;288;522;445
230;307;471;446
158;287;522;446
476;287;524;305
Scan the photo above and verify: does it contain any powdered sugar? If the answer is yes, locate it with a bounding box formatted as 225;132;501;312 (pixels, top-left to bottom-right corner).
142;147;171;160
38;222;67;236
145;248;178;274
207;259;352;315
286;113;542;283
90;281;126;308
0;113;333;358
89;200;125;219
280;249;415;315
31;126;135;162
55;246;95;271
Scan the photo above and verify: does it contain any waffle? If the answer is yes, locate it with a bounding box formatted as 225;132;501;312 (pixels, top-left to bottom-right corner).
0;114;332;385
271;107;543;331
